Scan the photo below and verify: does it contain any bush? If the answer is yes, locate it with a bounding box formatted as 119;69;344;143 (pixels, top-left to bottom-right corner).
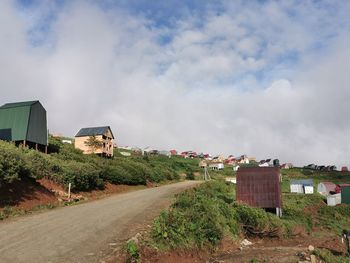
313;248;350;263
152;182;239;249
185;167;195;180
59;161;104;191
24;150;52;179
0;141;26;186
0;140;194;191
234;204;283;237
152;181;291;250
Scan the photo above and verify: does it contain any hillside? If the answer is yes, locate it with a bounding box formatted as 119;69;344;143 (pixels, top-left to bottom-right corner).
122;169;350;263
0;138;200;217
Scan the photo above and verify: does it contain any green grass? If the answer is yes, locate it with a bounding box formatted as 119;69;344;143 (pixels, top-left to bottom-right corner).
151;173;350;260
313;249;350;263
0;139;200;192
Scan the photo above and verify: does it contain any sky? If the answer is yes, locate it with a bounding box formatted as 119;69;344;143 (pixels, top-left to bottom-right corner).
1;0;350;167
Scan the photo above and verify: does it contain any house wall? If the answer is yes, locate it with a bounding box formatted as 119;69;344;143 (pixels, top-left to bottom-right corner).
75;133;114;156
27;102;48;145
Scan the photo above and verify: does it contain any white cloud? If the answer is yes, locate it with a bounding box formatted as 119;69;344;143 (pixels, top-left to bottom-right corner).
1;0;350;168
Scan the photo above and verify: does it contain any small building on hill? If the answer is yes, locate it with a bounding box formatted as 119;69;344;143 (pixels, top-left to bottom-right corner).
317;182;336;196
75;126;114;157
236;167;282;216
290;179;314;194
0;100;48;151
209;162;224;170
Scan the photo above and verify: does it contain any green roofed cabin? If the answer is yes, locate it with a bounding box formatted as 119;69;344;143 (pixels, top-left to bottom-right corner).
0;100;48;152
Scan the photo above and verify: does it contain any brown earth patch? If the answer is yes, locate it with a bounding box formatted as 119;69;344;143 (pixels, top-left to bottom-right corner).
0;177;58;210
140;248;209;263
78;183;147;201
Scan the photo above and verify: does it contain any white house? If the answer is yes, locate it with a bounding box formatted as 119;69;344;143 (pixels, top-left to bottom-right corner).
209;162;224;170
290;179;314;194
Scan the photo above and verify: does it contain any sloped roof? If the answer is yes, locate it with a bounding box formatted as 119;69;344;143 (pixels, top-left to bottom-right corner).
290;179;313;186
318;181;336;192
0;100;39;109
75;126;114;139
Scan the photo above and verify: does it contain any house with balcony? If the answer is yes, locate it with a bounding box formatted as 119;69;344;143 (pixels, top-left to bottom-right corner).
74;126;114;157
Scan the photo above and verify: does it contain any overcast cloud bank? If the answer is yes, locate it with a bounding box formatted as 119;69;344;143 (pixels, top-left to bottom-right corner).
1;0;350;167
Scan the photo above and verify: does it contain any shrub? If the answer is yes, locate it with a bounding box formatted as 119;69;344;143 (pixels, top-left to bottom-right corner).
234;204;284;237
185;167;195;180
152;182;239;249
0;141;26;185
313;248;350;263
24;150;52;179
126;240;140;263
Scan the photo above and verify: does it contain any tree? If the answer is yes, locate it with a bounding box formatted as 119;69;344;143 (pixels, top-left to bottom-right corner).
84;136;103;153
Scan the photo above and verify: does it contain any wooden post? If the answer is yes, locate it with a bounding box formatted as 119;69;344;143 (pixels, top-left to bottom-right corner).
68;183;71;200
45;145;48;154
23;140;26;147
35;143;38;151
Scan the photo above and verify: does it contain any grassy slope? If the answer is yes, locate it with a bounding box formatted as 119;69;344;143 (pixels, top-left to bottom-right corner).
148;168;350;262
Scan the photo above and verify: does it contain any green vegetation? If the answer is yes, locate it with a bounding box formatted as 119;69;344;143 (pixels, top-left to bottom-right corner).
313;249;350;263
151;177;350;254
126;240;140;263
0;203;56;221
152;180;287;249
0;138;199;191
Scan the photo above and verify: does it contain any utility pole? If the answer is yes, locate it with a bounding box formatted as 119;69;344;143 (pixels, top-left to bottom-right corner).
204;166;211;181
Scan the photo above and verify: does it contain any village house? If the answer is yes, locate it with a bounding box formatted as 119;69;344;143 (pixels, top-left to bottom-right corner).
181;151;197;158
341;166;349;172
199;160;207;168
259;159;271;167
75;126;114;157
0;100;48;152
159;150;171;157
225;155;236;165
281;163;293;169
209;162;224;170
237;155;249;164
317;182;336;196
170;149;177;156
290;179;314;194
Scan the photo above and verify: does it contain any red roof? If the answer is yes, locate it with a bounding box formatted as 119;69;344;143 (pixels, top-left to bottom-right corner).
335;184;350;194
319;182;336;192
237;167;282;209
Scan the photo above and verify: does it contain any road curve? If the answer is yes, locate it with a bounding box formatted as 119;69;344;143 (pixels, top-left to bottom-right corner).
0;180;201;263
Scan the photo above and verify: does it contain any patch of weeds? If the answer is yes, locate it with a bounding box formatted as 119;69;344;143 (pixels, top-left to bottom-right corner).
32;203;56;211
0;206;25;220
126;240;140;263
313;248;350;263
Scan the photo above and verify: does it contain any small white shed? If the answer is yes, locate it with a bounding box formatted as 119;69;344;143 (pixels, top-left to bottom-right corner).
327;193;341;206
290;179;314;194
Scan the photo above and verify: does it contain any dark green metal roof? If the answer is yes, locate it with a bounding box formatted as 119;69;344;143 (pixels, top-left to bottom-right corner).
75;126;114;139
0;100;47;145
0;100;39;109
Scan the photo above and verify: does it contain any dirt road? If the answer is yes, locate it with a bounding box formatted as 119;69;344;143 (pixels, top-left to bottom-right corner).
0;180;200;263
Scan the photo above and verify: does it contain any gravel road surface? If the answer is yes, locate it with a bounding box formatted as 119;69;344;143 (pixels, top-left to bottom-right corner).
0;180;200;263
